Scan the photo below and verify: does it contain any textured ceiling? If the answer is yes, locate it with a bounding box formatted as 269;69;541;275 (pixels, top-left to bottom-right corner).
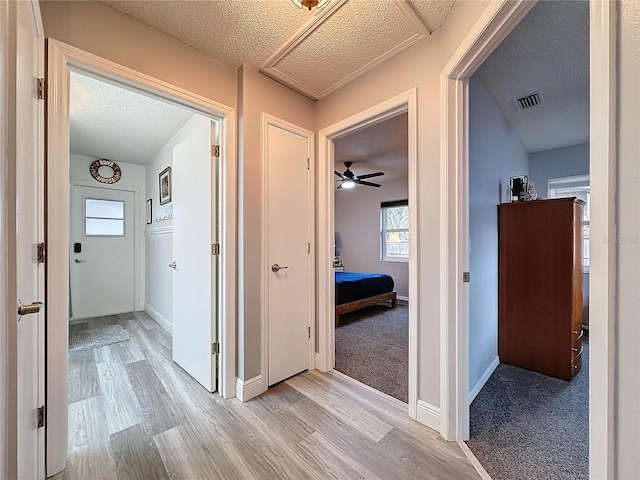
476;0;589;153
70;71;194;165
334;113;408;185
99;0;454;99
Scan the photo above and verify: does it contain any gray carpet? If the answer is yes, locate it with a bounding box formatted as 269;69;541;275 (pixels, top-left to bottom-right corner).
69;324;131;353
334;303;408;403
467;340;589;480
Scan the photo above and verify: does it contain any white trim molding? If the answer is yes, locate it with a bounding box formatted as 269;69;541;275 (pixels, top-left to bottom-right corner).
416;401;441;433
46;39;237;475
236;375;264;403
469;357;499;404
144;304;172;335
317;88;418;419
588;0;616;477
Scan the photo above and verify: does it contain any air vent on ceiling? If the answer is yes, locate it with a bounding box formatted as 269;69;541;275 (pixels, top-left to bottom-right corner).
512;91;543;111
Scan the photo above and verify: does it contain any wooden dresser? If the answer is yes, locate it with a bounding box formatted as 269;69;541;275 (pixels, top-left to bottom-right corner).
498;198;584;380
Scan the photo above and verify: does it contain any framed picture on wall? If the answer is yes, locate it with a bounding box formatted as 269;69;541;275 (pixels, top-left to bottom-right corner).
159;167;171;205
146;199;152;224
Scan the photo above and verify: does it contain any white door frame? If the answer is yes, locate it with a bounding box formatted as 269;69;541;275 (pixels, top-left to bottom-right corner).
260;113;315;393
46;39;237;475
440;1;616;478
317;89;418;418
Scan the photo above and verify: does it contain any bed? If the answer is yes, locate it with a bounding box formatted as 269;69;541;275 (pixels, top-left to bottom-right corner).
335;271;397;327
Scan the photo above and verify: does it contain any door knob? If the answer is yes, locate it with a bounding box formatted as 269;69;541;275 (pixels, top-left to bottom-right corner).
169;262;177;269
74;258;85;263
271;264;288;273
17;300;44;321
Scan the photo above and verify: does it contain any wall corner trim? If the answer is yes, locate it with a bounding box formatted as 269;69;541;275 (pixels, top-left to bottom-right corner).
416;400;441;432
144;304;172;334
236;375;264;402
469;357;499;404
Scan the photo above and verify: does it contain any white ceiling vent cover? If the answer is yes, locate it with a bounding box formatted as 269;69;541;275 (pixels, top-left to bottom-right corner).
512;91;543;111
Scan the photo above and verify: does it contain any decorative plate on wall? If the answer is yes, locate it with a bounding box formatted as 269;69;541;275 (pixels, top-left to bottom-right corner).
90;159;122;184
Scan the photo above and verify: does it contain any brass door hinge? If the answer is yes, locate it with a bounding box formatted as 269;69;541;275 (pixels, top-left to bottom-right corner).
37;405;45;428
211;243;220;256
37;78;46;100
211;342;220;355
212;145;220;157
37;242;46;264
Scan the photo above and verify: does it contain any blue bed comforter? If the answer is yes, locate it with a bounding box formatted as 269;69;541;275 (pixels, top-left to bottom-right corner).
335;272;395;305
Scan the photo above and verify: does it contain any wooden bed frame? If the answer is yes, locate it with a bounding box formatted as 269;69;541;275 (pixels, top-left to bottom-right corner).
335;291;397;327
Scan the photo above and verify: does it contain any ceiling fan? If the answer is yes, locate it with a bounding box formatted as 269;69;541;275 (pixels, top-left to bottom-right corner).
334;161;384;189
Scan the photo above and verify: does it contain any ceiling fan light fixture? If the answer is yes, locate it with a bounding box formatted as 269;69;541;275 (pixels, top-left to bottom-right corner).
341;179;356;189
291;0;330;11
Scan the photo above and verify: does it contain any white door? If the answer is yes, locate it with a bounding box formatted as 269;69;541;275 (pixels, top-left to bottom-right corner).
70;186;135;319
16;0;45;477
266;121;312;386
172;117;217;391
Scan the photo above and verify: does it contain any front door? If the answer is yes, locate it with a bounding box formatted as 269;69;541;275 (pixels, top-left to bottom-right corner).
266;119;312;386
70;185;135;319
15;0;45;477
171;117;218;392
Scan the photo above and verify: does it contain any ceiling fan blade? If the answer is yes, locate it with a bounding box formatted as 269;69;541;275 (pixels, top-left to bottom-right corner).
357;180;382;188
357;172;384;180
335;171;346;179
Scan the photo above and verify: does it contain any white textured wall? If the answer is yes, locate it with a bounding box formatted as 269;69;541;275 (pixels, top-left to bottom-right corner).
616;1;640;476
335;177;409;298
528;142;590;198
69;155;146;311
468;74;529;398
144;114;209;330
316;0;491;407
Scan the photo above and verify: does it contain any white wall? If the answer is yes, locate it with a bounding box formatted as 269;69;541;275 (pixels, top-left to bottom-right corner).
144;114;210;332
468;74;529;400
335;177;409;298
528;142;589;198
616;1;640;476
69;154;146;312
316;0;491;407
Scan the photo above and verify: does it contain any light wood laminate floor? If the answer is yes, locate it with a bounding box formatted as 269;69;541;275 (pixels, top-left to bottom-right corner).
52;312;480;480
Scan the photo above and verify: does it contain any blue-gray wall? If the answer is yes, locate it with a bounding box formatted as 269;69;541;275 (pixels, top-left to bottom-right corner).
528;142;589;198
469;74;529;400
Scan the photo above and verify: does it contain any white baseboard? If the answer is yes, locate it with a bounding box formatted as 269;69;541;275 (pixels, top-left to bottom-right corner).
397;295;409;302
469;357;499;404
416;400;440;432
236;375;264;402
144;303;172;334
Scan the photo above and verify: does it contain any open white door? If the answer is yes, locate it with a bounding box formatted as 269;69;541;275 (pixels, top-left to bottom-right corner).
265;118;313;386
171;116;218;391
16;0;45;477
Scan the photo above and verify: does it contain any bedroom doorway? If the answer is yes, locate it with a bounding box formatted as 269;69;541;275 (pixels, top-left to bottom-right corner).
333;113;409;403
318;89;419;419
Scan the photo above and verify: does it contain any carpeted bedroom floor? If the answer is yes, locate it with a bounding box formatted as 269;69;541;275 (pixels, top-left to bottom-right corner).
467;339;589;480
334;302;408;403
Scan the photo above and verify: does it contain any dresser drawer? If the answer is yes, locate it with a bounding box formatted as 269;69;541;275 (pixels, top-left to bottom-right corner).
571;348;583;377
